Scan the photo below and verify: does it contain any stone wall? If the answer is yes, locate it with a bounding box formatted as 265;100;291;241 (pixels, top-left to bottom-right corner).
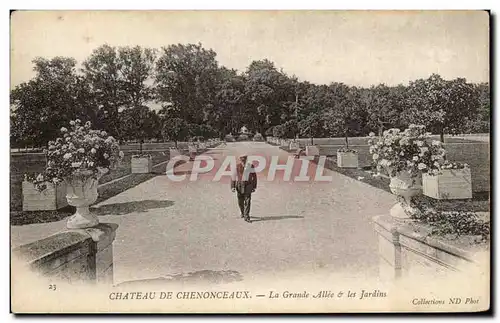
12;223;118;284
373;215;488;280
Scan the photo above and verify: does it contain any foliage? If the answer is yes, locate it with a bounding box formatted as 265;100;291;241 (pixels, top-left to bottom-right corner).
368;125;447;177
161;117;189;147
26;120;124;191
412;196;490;241
155;43;220;125
10;43;489;149
402;74;481;141
10;57;82;147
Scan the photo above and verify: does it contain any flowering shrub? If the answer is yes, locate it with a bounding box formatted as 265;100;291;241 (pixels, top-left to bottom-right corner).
368;125;446;177
26;119;124;191
225;134;235;142
337;147;358;153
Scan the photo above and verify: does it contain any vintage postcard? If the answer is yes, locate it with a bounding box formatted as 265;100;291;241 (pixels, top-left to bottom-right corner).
9;10;490;313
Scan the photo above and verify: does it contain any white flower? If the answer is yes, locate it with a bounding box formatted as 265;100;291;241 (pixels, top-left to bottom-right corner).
75;119;81;123
417;163;427;170
415;140;423;147
78;148;85;153
119;151;124;158
48;145;55;150
60;127;68;133
372;153;379;160
91;148;97;154
63;153;72;159
434;161;440;167
101;131;107;136
88;161;94;167
104;153;109;159
431;140;441;146
65;137;71;142
36;174;44;182
71;162;82;168
369;132;375;137
413;156;419;161
69;121;75;126
85;121;91;127
400;151;405;156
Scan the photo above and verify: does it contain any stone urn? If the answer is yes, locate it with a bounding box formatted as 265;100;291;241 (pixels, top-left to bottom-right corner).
65;168;108;229
388;170;422;219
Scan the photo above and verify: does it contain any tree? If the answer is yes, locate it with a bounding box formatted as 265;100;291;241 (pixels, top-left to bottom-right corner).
323;84;365;148
403;74;480;142
118;46;157;108
298;112;325;145
83;44;157;139
363;84;406;136
161;116;189;148
243;59;295;134
155;43;220;125
10;57;81;148
213;67;247;136
120;106;159;154
82;44;125;137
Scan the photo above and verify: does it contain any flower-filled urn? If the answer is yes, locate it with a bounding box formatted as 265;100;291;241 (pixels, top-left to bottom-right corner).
368;125;447;218
26;119;124;229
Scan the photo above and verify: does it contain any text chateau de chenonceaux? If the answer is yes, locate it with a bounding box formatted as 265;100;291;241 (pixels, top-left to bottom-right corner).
9;10;490;314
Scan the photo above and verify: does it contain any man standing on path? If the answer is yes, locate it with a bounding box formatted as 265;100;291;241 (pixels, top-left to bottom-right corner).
231;153;257;223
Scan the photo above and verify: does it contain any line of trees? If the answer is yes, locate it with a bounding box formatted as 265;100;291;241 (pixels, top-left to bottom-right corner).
10;42;490;148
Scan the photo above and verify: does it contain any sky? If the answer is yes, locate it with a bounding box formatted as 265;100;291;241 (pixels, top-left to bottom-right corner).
10;10;490;88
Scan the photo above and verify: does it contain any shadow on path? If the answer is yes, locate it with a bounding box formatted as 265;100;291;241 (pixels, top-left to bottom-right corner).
115;270;243;287
92;199;175;216
250;215;304;222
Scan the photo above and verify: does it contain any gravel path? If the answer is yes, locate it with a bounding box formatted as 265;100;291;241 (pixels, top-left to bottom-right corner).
11;142;396;284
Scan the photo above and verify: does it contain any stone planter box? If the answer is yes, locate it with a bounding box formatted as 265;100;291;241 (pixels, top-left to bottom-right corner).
169;148;181;159
22;181;68;211
289;142;300;150
131;156;153;174
373;215;488;280
306;145;319;156
337;151;359;168
423;168;472;200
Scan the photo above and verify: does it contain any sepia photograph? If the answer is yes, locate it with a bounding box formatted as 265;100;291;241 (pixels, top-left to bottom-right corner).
9;9;491;314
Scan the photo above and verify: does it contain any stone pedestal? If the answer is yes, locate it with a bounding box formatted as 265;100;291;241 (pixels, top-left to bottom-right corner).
12;223;119;285
306;145;319;156
373;215;488;280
